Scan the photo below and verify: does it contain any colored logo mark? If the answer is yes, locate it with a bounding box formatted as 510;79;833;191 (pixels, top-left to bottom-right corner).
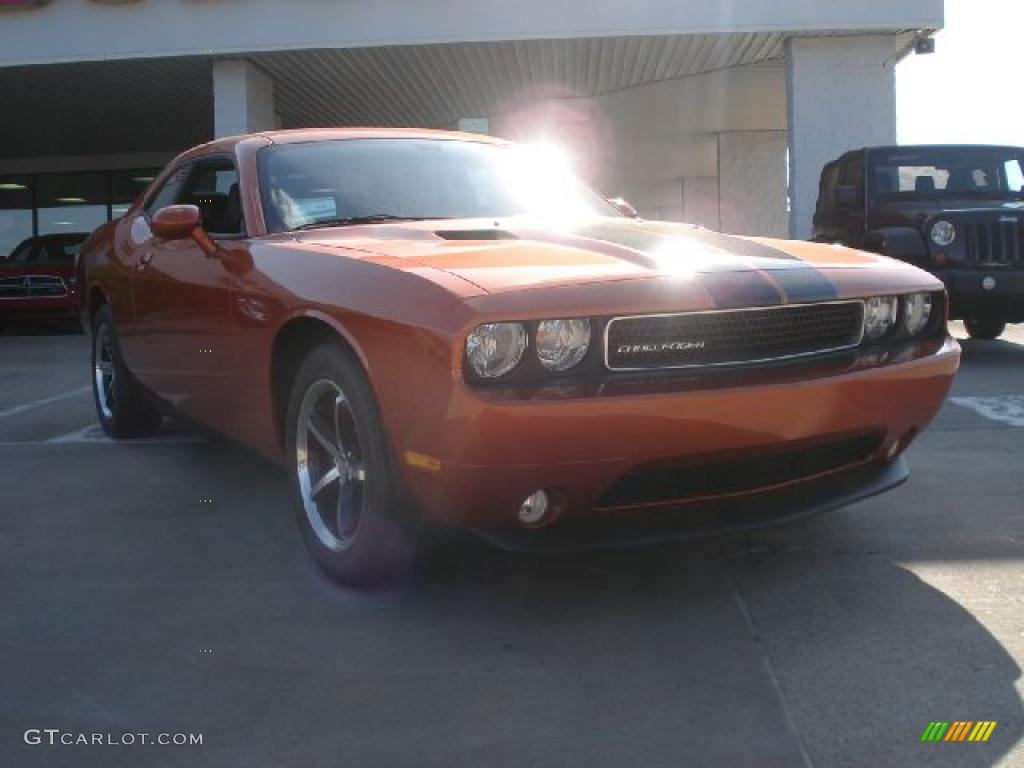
921;721;997;742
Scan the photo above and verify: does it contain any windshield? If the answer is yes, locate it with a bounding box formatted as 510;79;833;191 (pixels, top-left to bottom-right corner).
868;146;1024;202
259;138;621;232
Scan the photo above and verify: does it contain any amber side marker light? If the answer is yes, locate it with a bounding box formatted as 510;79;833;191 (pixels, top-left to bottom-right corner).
404;451;442;473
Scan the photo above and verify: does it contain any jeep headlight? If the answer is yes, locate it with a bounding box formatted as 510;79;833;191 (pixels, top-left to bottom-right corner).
931;220;956;247
465;322;528;378
902;292;933;336
535;318;591;371
863;296;899;340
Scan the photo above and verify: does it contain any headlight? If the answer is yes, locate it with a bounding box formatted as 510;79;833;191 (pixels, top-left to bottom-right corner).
902;292;933;335
465;322;527;378
535;318;591;371
931;220;956;247
863;296;899;340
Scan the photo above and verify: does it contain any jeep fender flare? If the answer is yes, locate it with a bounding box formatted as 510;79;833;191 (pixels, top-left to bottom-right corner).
862;227;929;265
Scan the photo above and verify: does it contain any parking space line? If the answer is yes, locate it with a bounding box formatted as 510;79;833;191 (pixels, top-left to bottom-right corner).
45;424;207;445
951;395;1024;427
0;386;91;419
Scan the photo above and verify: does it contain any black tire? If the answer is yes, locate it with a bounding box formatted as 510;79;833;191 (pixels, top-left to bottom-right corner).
284;341;415;587
91;304;162;438
964;319;1006;340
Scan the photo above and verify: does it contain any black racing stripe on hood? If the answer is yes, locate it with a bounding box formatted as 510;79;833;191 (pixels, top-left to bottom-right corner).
577;220;808;265
504;219;838;305
768;268;839;303
697;270;783;309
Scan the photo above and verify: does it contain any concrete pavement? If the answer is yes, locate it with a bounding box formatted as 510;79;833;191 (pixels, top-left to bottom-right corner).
0;324;1022;767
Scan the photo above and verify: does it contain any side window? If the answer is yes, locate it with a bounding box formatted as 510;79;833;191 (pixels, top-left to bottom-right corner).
145;165;191;215
179;159;244;236
838;156;864;209
817;164;838;213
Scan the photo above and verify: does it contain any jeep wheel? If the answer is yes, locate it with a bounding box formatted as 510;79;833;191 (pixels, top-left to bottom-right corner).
91;305;163;438
285;341;415;587
964;319;1006;340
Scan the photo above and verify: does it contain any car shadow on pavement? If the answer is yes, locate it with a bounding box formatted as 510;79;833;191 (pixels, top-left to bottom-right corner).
403;525;1023;767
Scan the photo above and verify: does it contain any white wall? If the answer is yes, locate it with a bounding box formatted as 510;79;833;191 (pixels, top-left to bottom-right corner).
213;60;279;138
786;35;901;238
0;0;943;67
718;131;788;237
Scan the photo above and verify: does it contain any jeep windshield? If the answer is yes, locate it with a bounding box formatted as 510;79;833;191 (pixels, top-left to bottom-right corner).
867;146;1024;203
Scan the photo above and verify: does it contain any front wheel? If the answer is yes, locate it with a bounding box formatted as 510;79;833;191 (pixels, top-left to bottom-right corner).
91;305;162;438
285;342;415;587
964;319;1006;340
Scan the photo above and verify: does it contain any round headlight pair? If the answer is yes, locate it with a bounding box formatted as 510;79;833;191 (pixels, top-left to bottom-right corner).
931;220;956;247
863;293;933;341
465;319;591;379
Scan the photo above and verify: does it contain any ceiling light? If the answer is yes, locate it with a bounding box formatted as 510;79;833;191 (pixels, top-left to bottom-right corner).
0;183;27;191
56;197;87;204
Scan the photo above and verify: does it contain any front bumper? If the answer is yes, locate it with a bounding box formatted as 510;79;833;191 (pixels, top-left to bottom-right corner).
477;456;908;552
936;268;1024;322
392;336;960;534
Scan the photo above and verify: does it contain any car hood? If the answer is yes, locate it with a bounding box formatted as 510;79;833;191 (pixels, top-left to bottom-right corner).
295;217;896;296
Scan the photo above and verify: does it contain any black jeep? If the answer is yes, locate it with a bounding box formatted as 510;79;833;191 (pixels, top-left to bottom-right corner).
813;145;1024;339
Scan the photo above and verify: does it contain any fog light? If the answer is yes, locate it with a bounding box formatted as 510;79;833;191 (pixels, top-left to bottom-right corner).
518;489;550;525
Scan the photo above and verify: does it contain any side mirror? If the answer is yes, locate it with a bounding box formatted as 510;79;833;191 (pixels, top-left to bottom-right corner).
607;197;640;218
151;205;201;240
834;185;857;209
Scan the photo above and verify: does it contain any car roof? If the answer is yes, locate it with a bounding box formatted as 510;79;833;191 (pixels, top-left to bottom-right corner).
187;127;510;157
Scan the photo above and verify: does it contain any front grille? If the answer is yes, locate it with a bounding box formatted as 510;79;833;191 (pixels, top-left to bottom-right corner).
0;275;67;299
605;301;864;371
597;433;881;509
963;219;1024;265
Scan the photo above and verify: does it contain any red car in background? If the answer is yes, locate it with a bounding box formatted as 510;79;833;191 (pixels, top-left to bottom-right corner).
0;233;88;329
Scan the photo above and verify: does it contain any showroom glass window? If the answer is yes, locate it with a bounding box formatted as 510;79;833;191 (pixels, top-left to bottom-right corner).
0;176;33;259
0;168;162;258
36;173;107;236
111;170;159;219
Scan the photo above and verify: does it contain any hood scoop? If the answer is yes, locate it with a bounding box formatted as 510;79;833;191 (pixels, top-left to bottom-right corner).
434;228;519;241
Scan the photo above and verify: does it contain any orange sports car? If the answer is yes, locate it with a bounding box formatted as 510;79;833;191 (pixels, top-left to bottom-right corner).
79;129;960;585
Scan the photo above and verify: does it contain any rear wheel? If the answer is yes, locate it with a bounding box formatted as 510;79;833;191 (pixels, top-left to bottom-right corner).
964;319;1006;340
91;305;162;438
285;342;414;587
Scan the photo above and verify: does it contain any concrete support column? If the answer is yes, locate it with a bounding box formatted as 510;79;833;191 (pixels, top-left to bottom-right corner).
717;131;787;237
213;59;278;138
786;35;900;238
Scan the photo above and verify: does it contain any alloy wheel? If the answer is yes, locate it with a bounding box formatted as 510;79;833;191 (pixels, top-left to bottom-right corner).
93;323;116;420
295;379;367;551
